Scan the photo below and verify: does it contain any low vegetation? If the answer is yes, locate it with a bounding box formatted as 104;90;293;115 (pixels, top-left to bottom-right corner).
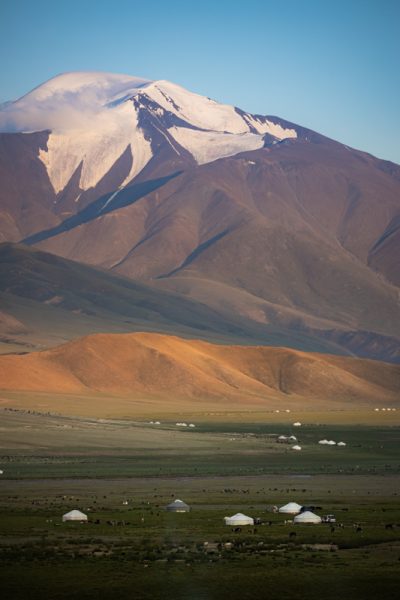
0;409;399;598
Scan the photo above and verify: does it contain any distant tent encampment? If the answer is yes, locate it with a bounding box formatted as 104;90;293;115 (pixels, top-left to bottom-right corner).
224;513;254;526
294;511;322;524
62;509;88;522
166;499;190;512
278;502;302;514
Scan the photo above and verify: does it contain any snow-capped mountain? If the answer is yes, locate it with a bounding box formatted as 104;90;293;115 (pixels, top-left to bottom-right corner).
0;71;296;196
0;71;399;364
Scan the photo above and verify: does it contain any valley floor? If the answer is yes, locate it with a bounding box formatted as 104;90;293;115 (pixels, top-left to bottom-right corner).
0;410;399;598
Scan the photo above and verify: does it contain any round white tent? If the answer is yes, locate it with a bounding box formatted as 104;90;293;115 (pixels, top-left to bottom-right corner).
294;511;321;524
224;513;254;526
62;509;88;522
166;499;190;512
278;502;302;514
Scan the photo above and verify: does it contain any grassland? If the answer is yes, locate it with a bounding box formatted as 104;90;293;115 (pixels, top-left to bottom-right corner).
1;408;400;477
0;409;399;598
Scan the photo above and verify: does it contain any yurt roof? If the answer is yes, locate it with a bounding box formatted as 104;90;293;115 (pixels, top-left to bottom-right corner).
63;509;87;519
167;499;189;508
224;513;254;524
279;502;302;513
294;510;321;523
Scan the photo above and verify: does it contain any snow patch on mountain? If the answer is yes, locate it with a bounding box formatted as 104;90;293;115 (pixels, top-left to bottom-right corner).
169;127;265;164
39;101;152;193
144;81;249;134
144;82;297;140
243;114;297;139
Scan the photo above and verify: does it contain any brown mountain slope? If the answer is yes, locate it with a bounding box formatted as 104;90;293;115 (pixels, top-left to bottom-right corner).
0;132;58;241
31;138;400;348
0;332;398;409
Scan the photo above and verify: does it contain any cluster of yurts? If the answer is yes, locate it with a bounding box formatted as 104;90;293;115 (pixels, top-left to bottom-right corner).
62;500;322;525
223;502;322;526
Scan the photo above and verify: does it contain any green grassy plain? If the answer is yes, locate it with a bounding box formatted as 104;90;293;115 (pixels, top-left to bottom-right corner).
0;409;399;599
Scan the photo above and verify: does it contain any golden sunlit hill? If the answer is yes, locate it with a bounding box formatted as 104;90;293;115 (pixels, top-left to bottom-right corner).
0;332;398;415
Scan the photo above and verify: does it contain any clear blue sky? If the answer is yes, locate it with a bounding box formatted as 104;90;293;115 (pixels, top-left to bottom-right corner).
1;0;399;163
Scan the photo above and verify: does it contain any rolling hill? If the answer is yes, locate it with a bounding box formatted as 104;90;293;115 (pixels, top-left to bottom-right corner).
0;332;398;413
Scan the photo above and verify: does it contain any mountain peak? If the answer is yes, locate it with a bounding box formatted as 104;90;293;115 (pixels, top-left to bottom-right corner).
0;70;153;133
21;70;153;102
0;70;298;193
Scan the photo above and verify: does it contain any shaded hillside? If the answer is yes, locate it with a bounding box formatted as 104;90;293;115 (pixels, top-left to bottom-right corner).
0;332;398;409
0;243;349;355
1;243;398;363
0;131;58;241
0;242;243;342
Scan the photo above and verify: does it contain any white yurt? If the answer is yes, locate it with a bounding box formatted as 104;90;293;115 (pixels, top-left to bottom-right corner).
294;511;321;524
293;422;302;427
326;440;336;445
337;441;347;447
224;513;254;526
291;445;302;451
318;439;329;445
166;499;190;512
278;502;302;514
288;435;297;442
62;509;88;522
